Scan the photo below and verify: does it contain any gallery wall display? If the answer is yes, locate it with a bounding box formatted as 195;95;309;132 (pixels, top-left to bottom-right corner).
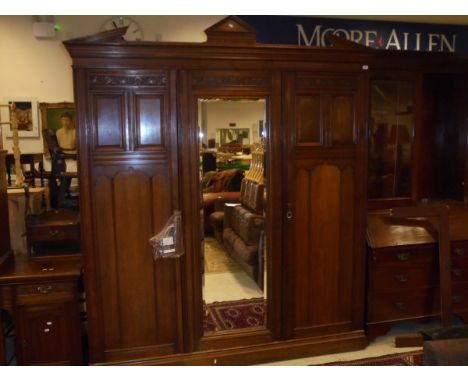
39;102;75;158
1;98;39;138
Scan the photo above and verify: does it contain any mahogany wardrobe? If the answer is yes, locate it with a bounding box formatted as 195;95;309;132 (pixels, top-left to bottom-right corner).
64;16;370;365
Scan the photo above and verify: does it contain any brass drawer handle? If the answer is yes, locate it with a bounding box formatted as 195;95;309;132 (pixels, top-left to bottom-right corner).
453;248;465;257
37;285;54;294
47;230;60;237
394;273;409;282
394;302;407;310
452;269;463;277
452;295;463;304
396;252;409;261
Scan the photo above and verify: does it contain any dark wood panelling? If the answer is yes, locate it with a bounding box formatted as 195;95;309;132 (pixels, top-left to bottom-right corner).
16;302;80;365
90;166;179;356
295;95;322;145
330;94;355;145
93;94;126;150
292;162;355;332
76;68;182;363
135;95;163;149
285;71;366;340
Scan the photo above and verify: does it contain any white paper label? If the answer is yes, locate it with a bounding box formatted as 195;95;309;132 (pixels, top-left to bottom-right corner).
162;237;174;246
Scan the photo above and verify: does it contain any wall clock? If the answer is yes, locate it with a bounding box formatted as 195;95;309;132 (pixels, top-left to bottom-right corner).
101;16;144;41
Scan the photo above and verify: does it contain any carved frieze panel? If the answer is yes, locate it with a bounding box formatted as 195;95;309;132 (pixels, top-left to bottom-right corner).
191;74;270;88
90;74;167;88
295;76;356;90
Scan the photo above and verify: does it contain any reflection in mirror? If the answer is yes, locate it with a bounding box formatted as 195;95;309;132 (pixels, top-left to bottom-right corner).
23;104;80;257
368;80;414;199
198;98;267;334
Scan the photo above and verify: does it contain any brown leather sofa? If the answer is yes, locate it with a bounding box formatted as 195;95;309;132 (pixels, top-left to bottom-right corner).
221;178;265;288
202;169;243;234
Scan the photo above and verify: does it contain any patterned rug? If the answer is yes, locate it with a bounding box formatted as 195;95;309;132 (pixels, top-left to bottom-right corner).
321;351;423;366
204;237;241;273
204;298;266;333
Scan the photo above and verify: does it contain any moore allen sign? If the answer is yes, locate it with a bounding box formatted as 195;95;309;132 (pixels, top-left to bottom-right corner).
239;16;467;53
296;24;456;52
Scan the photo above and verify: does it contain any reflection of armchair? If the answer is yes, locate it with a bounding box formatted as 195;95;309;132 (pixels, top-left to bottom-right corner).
23;131;80;257
202;169;243;234
45;130;79;210
222;178;265;288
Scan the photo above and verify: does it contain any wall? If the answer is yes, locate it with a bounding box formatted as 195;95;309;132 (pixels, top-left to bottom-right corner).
0;15;224;153
201;100;266;146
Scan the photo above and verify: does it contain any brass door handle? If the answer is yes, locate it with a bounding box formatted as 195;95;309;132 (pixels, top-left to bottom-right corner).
286;203;293;220
453;248;464;256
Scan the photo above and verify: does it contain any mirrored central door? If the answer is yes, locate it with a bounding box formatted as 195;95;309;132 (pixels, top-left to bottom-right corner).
198;98;268;334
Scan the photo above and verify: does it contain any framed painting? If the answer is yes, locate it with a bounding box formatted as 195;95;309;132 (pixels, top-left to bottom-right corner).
1;98;40;138
39;102;76;158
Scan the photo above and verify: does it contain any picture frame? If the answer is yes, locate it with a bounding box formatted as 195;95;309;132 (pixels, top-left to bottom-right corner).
39;102;75;158
1;98;40;138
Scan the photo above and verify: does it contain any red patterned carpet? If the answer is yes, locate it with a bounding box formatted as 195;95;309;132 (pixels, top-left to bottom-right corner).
321;351;423;366
204;298;266;332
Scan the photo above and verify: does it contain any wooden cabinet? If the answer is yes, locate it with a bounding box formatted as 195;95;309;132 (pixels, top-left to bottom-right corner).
0;255;82;365
368;77;415;201
76;69;182;363
368;55;468;208
366;205;468;338
16;298;81;365
63;17;372;365
283;72;367;339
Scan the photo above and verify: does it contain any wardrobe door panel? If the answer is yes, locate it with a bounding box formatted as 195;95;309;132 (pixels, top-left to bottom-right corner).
92;168;178;351
292;162;355;330
135;95;163;149
330;94;356;145
295;95;322;145
93;93;127;150
81;70;182;363
285;72;366;339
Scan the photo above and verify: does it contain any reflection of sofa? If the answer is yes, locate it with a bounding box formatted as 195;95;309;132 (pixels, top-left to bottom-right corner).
222;178;265;288
202;169;243;234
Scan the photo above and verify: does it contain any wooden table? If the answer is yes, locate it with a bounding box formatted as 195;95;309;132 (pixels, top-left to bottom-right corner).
5;153;44;187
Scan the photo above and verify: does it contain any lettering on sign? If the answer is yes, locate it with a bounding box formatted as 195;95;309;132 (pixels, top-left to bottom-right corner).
296;24;457;52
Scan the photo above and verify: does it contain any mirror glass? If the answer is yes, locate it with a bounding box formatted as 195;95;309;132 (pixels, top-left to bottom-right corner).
368;80;414;199
198;98;267;334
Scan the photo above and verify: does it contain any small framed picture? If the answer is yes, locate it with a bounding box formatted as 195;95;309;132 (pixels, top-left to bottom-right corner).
39;102;75;158
1;98;40;138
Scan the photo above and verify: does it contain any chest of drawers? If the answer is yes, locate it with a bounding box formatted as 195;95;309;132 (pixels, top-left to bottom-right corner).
366;206;468;339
